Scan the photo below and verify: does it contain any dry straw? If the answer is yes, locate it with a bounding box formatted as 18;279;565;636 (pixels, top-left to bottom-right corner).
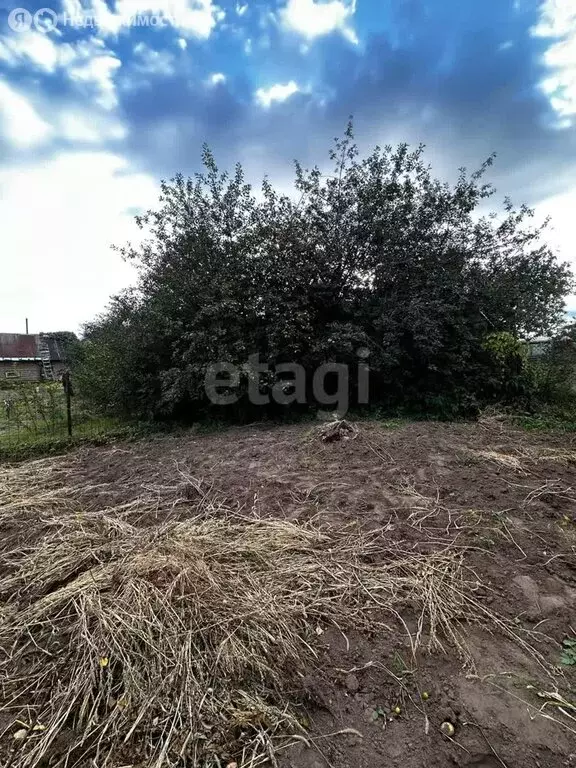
0;456;542;768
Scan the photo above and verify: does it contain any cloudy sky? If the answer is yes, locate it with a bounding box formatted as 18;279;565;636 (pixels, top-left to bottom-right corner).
0;0;575;334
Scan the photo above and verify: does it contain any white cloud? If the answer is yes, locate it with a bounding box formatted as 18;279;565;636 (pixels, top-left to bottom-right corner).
533;0;576;126
255;80;299;107
0;152;158;332
66;42;122;109
533;0;575;37
0;83;51;148
0;70;126;149
537;188;576;308
280;0;357;43
61;0;224;38
0;31;59;72
208;71;226;85
58;110;127;142
0;32;122;113
132;42;175;76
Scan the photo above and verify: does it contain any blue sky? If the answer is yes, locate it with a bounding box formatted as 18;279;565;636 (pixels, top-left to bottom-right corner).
0;0;575;333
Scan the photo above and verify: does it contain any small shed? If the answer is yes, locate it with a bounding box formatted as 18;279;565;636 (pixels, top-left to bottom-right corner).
0;334;68;382
524;336;551;359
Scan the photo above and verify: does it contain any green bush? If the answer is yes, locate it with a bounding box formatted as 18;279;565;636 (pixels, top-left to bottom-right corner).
72;127;573;422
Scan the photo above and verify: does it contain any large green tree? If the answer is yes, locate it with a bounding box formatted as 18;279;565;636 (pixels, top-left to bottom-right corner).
76;126;573;419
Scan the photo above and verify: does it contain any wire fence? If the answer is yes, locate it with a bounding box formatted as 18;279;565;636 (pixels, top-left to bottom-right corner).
0;380;125;459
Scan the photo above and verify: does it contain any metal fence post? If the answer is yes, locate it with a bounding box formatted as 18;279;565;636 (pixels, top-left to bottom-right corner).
62;371;74;437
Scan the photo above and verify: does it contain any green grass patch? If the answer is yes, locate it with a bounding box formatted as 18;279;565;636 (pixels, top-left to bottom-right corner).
509;409;576;432
0;418;151;462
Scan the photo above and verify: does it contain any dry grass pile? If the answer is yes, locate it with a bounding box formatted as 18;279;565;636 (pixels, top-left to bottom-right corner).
0;455;547;768
0;494;499;768
0;458;76;515
470;447;576;473
470;449;529;471
530;448;576;465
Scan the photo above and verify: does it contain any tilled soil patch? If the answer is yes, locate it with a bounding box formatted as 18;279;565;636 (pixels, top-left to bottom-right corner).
1;419;574;767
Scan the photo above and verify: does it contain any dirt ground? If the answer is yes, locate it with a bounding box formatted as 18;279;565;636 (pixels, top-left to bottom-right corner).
3;417;576;767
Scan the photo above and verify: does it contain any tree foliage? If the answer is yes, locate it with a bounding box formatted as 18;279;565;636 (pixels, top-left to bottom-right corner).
74;126;573;420
530;323;576;409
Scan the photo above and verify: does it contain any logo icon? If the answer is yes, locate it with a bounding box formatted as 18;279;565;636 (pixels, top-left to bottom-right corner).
7;7;32;31
33;7;57;32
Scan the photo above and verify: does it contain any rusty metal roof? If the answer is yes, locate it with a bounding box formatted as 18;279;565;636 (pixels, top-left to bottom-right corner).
45;337;65;362
0;334;38;359
0;334;66;362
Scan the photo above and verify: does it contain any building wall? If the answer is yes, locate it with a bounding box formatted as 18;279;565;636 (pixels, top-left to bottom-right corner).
0;361;42;382
527;341;550;358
